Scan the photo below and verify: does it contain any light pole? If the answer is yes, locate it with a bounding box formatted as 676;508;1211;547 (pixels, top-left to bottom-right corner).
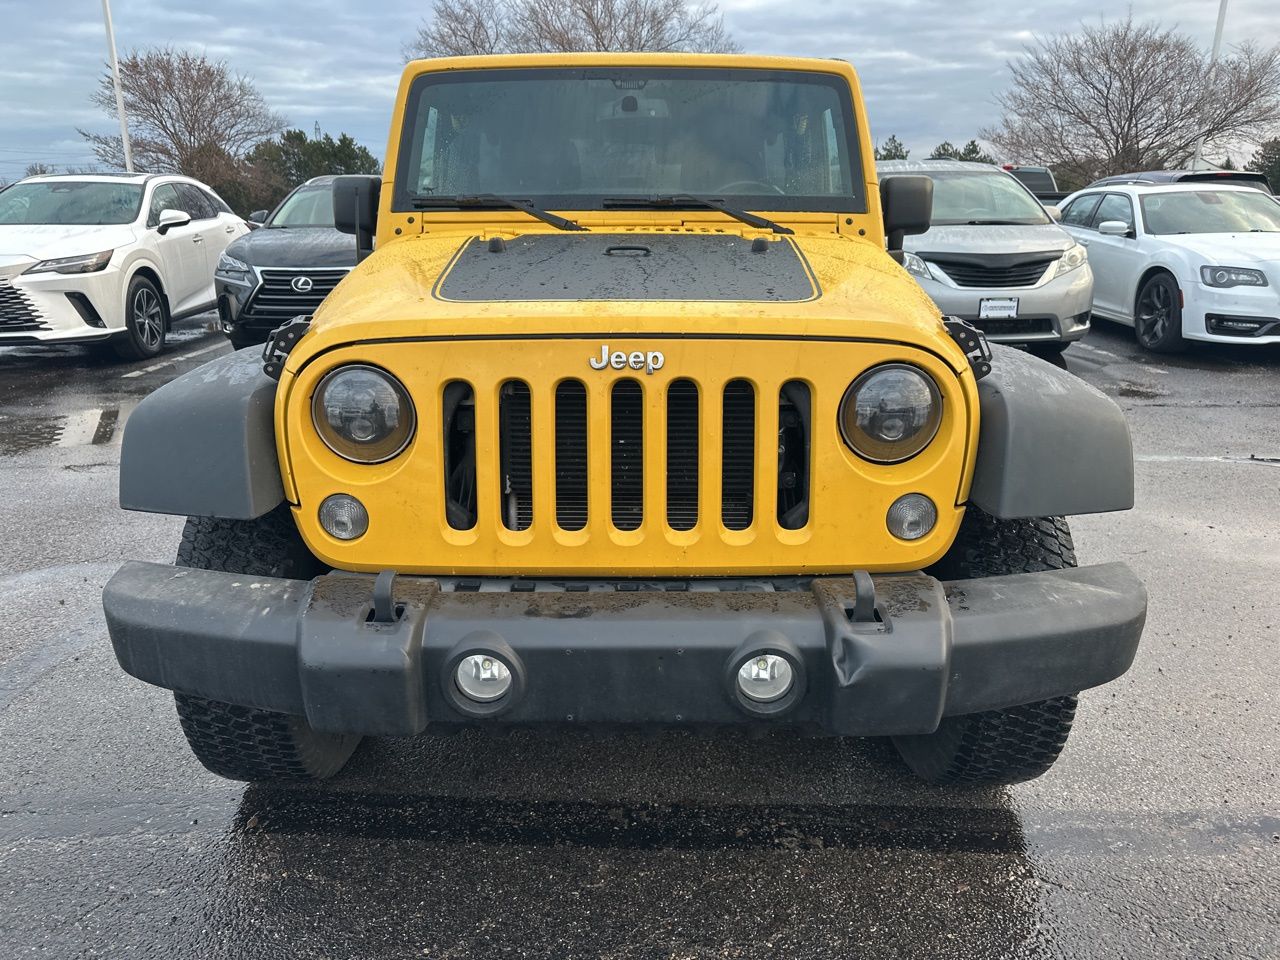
101;0;134;173
1193;0;1230;169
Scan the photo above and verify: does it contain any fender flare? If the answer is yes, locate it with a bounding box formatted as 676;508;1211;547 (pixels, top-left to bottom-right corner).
969;344;1134;519
119;348;284;519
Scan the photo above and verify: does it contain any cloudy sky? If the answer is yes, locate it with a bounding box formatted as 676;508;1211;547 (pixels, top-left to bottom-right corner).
0;0;1273;180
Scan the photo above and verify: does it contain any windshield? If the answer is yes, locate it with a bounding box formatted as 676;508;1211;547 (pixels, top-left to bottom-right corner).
269;185;335;227
395;68;863;212
1140;190;1280;235
924;171;1049;225
0;181;143;225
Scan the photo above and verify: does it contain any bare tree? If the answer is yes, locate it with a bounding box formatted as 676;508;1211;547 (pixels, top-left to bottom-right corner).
407;0;736;57
983;17;1280;186
78;47;285;181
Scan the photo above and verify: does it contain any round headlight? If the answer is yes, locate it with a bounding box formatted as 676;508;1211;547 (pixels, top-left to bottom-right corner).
839;364;942;463
312;364;415;463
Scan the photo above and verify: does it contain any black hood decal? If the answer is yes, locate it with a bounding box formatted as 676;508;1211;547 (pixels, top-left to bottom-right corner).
433;233;819;303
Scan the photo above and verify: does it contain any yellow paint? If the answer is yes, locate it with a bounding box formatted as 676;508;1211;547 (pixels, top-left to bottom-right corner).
276;53;981;576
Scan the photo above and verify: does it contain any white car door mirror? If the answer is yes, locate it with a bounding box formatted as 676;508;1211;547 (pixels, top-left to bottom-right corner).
1098;220;1131;237
156;209;192;235
1045;205;1063;222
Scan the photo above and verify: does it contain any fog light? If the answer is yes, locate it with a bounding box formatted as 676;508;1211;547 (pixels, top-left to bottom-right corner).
736;653;794;703
886;493;936;541
455;654;513;702
318;494;369;540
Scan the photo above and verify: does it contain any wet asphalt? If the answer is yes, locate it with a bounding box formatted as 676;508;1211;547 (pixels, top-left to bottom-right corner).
0;316;1277;959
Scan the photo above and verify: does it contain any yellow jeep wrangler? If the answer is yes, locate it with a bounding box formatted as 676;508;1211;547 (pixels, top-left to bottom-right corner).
104;54;1146;786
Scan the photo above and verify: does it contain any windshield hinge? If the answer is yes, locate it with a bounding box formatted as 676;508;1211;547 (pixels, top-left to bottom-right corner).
943;317;992;381
262;316;311;381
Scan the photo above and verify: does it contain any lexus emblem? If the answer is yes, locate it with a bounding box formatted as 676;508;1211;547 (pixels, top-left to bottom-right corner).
290;276;314;293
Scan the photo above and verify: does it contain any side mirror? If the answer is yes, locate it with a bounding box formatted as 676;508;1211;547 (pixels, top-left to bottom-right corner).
156;208;191;234
334;175;382;262
1098;220;1131;237
1045;205;1063;222
880;176;933;251
248;209;269;224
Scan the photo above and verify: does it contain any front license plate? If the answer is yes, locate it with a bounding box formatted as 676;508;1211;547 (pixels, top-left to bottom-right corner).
979;298;1019;319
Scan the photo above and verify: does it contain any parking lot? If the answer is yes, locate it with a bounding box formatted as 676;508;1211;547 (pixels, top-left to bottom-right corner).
1;316;1277;959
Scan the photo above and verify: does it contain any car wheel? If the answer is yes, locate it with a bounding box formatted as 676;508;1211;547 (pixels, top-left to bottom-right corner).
1134;273;1185;353
890;508;1080;785
113;275;168;360
171;505;359;783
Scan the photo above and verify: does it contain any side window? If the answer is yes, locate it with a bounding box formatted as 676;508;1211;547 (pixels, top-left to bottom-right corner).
1060;194;1101;227
202;188;232;215
146;183;183;228
1092;193;1135;230
175;183;215;220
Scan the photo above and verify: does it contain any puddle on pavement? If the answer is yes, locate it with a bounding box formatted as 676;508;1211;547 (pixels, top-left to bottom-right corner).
0;404;135;455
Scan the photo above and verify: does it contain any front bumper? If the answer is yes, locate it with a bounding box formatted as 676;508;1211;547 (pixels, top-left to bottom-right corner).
103;561;1146;737
919;265;1094;344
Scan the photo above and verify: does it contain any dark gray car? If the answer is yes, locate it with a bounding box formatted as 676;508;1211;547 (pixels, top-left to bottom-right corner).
214;176;356;348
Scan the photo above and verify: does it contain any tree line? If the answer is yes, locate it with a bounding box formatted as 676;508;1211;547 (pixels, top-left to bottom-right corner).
12;6;1279;203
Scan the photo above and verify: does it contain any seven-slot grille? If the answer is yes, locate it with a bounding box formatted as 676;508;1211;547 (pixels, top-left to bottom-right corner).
0;281;48;332
241;268;349;329
926;256;1055;288
454;376;811;538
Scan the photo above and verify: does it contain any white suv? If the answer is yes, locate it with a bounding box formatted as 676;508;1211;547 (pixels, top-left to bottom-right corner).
0;173;248;358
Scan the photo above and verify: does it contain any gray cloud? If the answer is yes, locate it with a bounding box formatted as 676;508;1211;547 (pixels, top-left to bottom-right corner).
0;0;1272;179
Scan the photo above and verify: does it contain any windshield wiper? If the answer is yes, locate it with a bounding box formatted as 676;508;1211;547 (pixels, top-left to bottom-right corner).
602;194;793;235
409;194;586;231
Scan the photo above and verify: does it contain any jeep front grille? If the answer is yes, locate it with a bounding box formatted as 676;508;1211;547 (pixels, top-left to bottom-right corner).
0;281;48;332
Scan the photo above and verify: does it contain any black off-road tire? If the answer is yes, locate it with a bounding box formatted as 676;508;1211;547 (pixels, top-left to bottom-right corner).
172;505;359;782
892;508;1080;785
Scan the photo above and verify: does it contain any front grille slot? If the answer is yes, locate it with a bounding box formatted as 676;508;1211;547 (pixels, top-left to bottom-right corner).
721;380;755;530
928;257;1054;288
610;380;644;531
555;381;589;531
0;281;48;332
442;381;476;530
499;381;533;531
666;379;699;531
777;381;810;529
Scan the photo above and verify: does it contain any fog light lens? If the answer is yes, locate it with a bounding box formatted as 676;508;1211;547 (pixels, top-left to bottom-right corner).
886;493;937;540
455;654;512;702
736;653;794;703
318;494;369;540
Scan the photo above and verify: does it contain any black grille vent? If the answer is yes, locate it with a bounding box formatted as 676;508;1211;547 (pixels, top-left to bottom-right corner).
610;380;644;531
721;380;755;530
555;381;589;531
777;381;810;529
971;316;1053;337
442;382;476;530
499;382;533;531
928;257;1054;288
241;268;349;328
666;379;699;531
0;281;47;332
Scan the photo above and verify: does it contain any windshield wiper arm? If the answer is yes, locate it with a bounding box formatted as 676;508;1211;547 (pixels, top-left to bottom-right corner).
409;194;586;231
602;194;793;235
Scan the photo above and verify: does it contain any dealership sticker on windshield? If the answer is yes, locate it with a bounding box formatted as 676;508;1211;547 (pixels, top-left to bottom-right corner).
979;298;1019;319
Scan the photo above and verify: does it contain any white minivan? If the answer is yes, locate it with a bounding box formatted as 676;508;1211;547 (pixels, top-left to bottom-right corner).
0;173;248;358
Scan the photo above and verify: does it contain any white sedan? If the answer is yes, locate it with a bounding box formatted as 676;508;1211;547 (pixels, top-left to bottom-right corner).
1057;183;1280;351
0;173;247;358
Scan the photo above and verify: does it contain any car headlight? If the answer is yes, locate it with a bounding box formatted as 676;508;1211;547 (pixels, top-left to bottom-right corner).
215;252;251;277
1054;243;1088;278
1200;265;1268;288
23;249;113;275
312;364;416;463
839;364;943;464
901;252;931;280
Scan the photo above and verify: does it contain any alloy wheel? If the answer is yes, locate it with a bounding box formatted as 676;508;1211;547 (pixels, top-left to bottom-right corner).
1137;281;1170;345
133;287;164;350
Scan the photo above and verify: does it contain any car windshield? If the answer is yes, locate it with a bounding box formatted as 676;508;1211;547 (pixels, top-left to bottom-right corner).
925;171;1050;225
394;67;863;212
269;185;335;227
0;180;143;225
1139;190;1280;235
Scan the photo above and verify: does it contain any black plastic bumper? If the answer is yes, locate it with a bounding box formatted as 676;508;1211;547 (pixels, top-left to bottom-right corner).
103;562;1146;737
